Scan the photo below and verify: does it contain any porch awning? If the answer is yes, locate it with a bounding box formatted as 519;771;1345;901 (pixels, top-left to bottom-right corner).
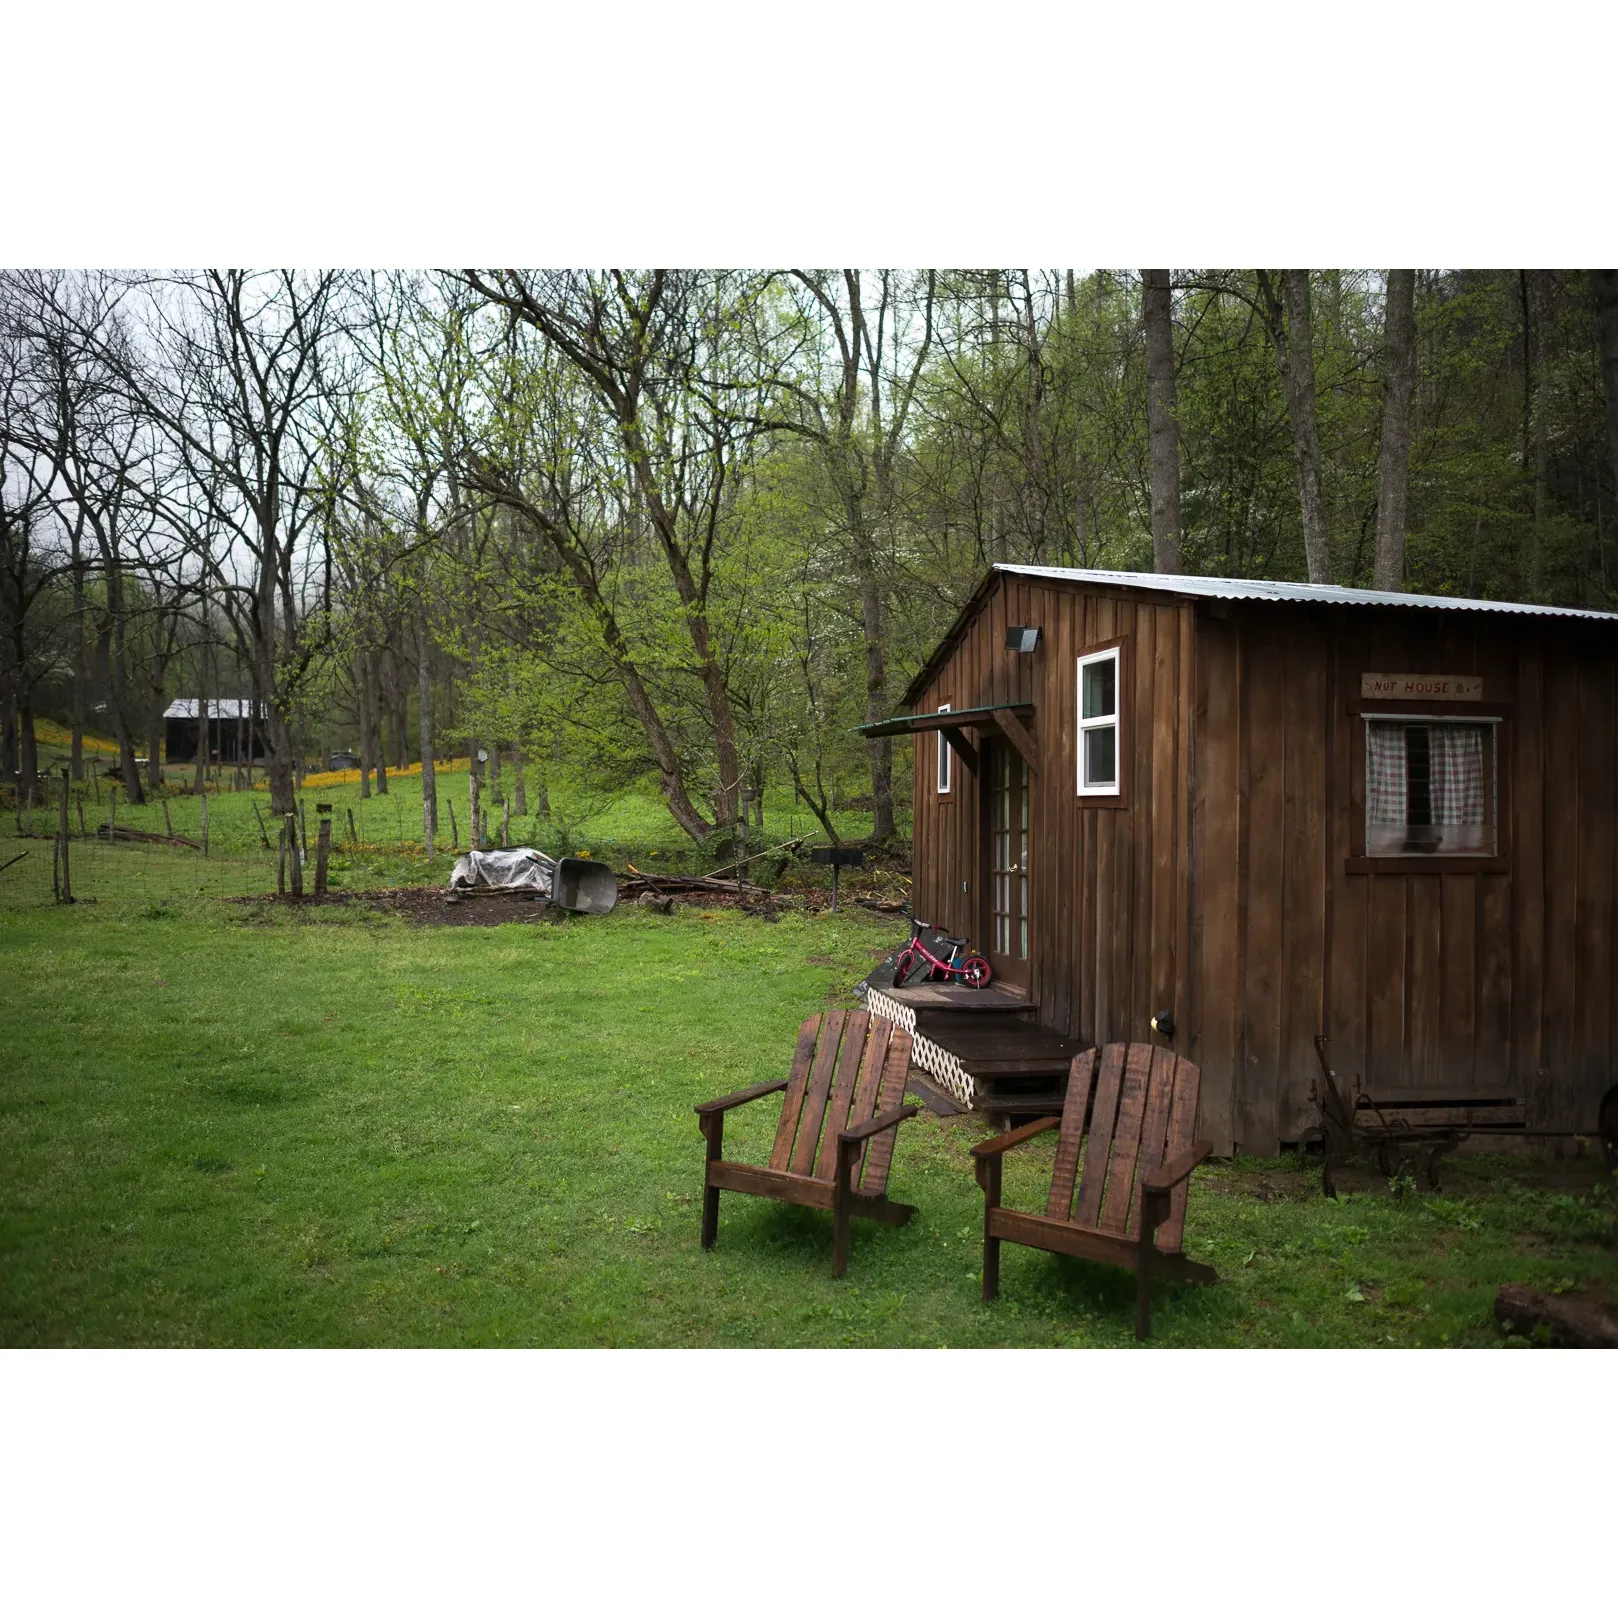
853;701;1030;738
854;702;1038;774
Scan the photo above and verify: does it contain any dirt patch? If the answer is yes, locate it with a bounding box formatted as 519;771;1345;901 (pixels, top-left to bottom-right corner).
225;883;813;927
228;887;563;927
375;889;565;927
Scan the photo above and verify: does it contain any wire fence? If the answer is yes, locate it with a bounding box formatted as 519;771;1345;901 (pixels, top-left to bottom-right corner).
2;763;886;913
0;787;453;910
0;831;283;909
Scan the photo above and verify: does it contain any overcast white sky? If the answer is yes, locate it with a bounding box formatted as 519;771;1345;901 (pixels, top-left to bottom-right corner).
4;1;1611;267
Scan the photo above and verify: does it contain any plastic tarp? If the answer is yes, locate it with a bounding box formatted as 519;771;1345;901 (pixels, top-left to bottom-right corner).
446;847;618;914
448;847;556;893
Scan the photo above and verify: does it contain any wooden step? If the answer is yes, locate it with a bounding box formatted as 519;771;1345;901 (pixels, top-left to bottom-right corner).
882;982;1035;1013
961;1057;1075;1078
905;1070;967;1117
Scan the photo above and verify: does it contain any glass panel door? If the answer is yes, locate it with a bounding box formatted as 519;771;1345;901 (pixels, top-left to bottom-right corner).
985;739;1031;991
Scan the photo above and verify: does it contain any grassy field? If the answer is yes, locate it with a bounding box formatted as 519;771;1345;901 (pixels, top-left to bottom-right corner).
2;893;1613;1347
19;731;880;859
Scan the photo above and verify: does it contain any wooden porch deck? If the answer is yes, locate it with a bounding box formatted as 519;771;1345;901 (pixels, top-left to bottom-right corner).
859;974;1088;1117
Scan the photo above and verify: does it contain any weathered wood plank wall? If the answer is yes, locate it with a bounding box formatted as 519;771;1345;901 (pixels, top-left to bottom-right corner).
1199;601;1616;1150
911;576;1195;1111
911;576;1616;1152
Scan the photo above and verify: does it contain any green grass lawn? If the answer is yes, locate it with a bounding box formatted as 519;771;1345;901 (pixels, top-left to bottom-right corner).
2;896;1613;1347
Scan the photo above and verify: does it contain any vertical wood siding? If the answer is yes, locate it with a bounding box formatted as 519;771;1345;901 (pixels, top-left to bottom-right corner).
909;574;1617;1152
1195;602;1617;1151
911;576;1196;1117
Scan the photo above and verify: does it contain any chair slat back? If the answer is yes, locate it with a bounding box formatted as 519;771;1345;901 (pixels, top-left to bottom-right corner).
1050;1043;1202;1253
1046;1048;1098;1219
769;1014;830;1171
850;1022;912;1198
769;1012;913;1197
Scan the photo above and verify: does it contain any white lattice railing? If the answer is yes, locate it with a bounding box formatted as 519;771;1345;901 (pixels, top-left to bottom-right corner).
858;983;975;1110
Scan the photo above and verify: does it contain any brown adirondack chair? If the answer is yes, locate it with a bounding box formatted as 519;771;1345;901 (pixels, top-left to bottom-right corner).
695;1010;919;1277
971;1042;1216;1338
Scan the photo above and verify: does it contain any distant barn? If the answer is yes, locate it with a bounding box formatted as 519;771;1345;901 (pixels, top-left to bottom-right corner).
163;699;269;765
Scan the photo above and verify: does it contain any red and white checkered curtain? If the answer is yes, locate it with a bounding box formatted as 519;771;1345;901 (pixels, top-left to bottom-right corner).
1366;723;1407;824
1430;724;1485;825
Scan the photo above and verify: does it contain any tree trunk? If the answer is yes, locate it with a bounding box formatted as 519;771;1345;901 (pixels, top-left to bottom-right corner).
97;617;145;806
1531;271;1550;601
358;655;373;797
1495;1284;1618;1348
262;694;297;816
415;612;436;856
388;649;410;771
194;693;209;794
70;543;86;782
1594;271;1618;507
1259;269;1333;584
373;653;388;794
1592;270;1618;586
147;679;165;791
859;571;895;844
0;662;17;782
511;743;527;815
1019;271;1049;562
1141;269;1183;574
18;696;38;807
1373;270;1418;591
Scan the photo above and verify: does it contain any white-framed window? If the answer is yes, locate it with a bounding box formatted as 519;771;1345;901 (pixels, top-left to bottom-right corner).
936;704;952;794
1077;648;1121;795
1364;715;1499;856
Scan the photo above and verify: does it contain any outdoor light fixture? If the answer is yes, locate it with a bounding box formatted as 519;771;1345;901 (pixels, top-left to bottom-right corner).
1005;625;1041;653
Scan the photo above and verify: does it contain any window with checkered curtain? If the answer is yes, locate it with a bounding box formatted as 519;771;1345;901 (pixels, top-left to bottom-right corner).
1366;721;1492;856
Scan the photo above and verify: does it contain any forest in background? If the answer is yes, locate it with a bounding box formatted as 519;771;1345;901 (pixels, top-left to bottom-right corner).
4;268;1618;852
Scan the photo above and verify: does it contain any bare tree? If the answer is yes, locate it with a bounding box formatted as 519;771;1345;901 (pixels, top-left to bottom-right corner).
1141;269;1182;573
10;273;160;802
0;304;73;802
38;271;353;815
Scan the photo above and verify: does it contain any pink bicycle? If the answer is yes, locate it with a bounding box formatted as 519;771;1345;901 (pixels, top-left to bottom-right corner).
892;918;991;989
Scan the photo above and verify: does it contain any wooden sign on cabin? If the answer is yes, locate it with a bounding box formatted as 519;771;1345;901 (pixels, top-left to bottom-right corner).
1360;672;1483;701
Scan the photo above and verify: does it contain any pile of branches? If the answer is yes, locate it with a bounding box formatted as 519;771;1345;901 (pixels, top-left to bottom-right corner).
100;824;201;850
620;866;770;901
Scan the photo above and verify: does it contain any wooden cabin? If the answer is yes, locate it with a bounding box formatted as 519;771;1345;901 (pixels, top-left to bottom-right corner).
858;565;1618;1155
163;699;269;765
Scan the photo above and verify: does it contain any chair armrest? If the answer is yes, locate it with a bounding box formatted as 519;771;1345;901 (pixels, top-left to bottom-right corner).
1140;1141;1213;1195
969;1115;1061;1159
839;1104;920;1145
694;1078;789;1116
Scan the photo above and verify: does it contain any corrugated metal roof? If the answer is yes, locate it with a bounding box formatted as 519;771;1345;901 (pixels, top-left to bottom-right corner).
163;698;264;719
995;564;1618;622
